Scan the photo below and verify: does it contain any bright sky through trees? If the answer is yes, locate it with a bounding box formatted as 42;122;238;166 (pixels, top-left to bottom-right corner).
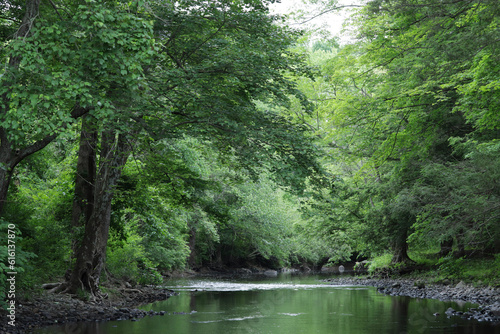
269;0;362;43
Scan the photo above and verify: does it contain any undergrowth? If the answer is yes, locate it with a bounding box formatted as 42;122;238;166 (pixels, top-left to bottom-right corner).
366;251;500;286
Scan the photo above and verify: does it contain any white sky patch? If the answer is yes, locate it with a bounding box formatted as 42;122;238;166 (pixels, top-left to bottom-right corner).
269;0;364;44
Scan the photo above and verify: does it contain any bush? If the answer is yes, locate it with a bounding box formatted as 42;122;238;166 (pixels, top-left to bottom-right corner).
106;234;164;286
437;256;466;278
368;253;392;274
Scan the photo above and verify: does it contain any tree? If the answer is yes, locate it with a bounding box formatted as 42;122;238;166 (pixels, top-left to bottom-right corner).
0;0;153;214
288;0;500;264
1;0;155;297
60;0;324;297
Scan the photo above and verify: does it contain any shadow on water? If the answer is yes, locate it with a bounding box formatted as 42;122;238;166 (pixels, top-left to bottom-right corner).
37;273;500;334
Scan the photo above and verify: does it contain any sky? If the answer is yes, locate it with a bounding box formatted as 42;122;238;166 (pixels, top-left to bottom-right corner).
269;0;362;43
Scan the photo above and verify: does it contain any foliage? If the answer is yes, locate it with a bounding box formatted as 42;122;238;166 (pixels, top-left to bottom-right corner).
218;175;302;267
4;0;500;298
1;0;154;146
433;256;500;285
0;143;75;297
437;256;466;279
106;233;163;286
292;0;500;265
111;135;316;270
0;0;327;295
367;253;392;275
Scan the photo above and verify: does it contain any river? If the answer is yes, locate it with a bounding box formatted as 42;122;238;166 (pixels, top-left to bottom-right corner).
38;273;500;333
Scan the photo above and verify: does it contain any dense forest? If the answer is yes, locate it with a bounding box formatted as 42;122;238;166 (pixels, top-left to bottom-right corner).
1;0;499;304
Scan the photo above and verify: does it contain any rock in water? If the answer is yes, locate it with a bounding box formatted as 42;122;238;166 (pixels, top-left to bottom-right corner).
264;270;278;277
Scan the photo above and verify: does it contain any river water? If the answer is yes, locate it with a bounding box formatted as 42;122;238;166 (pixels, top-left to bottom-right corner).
39;274;500;333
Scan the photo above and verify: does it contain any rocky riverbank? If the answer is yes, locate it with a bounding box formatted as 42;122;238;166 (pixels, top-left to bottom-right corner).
0;285;175;334
326;276;500;324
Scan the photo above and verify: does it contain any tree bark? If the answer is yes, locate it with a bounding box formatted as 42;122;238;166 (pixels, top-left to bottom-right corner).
391;238;413;264
64;129;133;299
188;224;198;268
0;155;15;214
70;116;97;255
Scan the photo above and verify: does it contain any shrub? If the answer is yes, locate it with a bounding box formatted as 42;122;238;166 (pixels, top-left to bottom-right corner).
368;253;392;274
437;256;465;278
106;234;164;286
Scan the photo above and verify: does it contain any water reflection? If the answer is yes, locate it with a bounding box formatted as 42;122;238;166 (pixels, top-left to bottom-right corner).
37;275;500;334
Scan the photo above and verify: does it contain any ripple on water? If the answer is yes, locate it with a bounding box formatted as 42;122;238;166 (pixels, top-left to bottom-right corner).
165;281;354;292
191;315;265;323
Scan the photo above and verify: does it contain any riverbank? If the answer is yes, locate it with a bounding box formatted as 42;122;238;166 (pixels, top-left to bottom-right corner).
326;276;500;324
3;272;500;333
0;285;175;334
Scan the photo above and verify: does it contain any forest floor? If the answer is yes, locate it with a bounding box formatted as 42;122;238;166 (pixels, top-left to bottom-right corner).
326;276;500;324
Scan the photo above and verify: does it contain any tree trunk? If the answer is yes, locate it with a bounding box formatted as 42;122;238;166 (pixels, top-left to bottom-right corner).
0;126;16;213
391;239;413;264
70;116;97;256
188;225;198;269
455;229;466;258
438;238;453;257
64;129;132;299
0;158;15;214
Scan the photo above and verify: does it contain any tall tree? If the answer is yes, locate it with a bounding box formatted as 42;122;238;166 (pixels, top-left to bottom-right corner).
0;0;153;214
61;0;323;297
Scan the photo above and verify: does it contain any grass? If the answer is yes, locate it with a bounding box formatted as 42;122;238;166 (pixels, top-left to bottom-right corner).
367;253;392;274
434;256;500;286
366;250;500;287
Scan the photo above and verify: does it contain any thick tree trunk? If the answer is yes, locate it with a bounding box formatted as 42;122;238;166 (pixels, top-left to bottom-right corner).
391;239;413;264
70;116;97;255
65;130;132;299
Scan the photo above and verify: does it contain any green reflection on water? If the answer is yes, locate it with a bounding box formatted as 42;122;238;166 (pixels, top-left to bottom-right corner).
37;275;500;334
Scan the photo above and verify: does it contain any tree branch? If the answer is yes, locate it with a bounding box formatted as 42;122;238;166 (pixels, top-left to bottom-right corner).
294;5;362;25
14;105;89;166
